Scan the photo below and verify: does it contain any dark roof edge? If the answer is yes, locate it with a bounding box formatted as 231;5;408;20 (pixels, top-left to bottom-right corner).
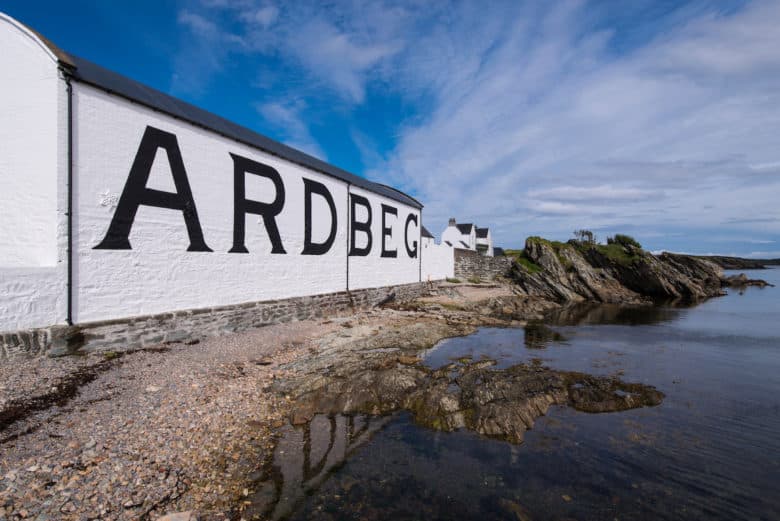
44;50;420;209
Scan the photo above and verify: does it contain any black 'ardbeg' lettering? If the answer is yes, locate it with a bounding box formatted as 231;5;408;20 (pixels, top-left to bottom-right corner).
302;179;337;255
94;126;212;251
405;213;418;258
348;194;372;256
229;153;286;254
380;204;398;258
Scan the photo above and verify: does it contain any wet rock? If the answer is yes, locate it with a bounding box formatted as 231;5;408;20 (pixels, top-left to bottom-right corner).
723;273;774;288
564;372;665;413
278;348;664;445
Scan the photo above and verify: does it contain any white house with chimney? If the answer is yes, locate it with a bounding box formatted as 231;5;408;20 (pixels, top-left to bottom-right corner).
441;218;494;256
441;219;475;250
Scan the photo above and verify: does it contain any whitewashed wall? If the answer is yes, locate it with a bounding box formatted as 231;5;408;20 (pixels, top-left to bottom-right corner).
346;185;420;290
72;85;422;323
0;12;424;332
74;85;352;323
421;243;454;281
0;15;68;330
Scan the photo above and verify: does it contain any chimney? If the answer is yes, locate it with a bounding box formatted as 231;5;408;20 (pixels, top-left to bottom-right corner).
448;218;456;226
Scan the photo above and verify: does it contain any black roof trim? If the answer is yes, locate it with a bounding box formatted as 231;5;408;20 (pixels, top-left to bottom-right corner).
476;227;489;238
59;54;422;209
421;225;434;239
456;223;474;234
444;241;452;246
460;241;470;248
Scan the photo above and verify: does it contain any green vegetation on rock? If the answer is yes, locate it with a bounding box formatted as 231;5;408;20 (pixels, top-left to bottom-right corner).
592;243;643;266
607;234;642;249
505;249;543;274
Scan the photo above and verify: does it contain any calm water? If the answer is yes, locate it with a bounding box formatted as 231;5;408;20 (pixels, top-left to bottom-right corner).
284;269;780;521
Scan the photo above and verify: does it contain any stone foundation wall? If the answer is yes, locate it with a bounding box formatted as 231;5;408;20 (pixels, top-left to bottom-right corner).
454;249;513;280
0;282;429;361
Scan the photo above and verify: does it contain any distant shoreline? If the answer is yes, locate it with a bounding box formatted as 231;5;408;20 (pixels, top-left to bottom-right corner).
691;255;780;270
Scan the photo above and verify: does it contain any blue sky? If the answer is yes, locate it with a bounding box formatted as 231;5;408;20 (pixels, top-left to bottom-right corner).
3;0;780;257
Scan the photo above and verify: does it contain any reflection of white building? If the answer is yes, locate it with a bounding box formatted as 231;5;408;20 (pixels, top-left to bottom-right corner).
441;218;493;256
475;227;494;257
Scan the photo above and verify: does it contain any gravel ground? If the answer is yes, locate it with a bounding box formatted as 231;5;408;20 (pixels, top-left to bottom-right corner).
0;317;349;520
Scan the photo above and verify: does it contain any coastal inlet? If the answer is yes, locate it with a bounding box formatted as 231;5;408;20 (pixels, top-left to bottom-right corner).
244;267;780;521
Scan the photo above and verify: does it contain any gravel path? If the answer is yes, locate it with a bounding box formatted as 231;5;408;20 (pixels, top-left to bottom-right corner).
0;318;346;520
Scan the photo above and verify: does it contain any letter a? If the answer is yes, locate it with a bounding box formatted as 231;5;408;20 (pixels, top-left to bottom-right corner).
94;126;212;251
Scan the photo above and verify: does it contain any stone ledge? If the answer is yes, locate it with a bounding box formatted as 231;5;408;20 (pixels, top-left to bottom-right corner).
0;282;429;362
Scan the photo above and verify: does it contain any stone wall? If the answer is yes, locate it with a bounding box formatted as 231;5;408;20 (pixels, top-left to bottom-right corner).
0;281;429;361
454;249;513;280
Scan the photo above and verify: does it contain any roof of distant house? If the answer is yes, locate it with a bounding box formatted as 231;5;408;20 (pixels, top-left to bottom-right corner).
456;223;474;234
476;227;489;238
421;226;434;239
13;15;422;210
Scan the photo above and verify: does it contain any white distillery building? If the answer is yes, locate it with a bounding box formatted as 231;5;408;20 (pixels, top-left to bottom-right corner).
441;218;494;256
0;12;456;351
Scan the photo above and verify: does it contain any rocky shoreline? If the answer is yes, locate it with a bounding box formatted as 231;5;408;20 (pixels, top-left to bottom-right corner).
0;283;662;521
0;238;772;520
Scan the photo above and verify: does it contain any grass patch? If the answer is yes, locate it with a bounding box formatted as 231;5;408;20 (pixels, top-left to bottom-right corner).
504;248;543;274
467;276;482;284
515;255;543;274
446;277;462;283
526;236;569;250
592;243;643;266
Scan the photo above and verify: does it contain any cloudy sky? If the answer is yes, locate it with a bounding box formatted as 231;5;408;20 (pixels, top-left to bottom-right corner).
6;0;780;256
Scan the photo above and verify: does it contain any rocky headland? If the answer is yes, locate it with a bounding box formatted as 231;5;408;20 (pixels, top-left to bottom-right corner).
505;236;772;304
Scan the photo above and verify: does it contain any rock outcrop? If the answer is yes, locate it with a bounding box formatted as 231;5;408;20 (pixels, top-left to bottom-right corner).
509;237;740;303
281;356;663;445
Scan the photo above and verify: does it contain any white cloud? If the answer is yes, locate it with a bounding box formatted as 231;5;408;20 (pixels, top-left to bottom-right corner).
369;0;780;249
255;100;327;160
173;0;780;253
240;6;278;28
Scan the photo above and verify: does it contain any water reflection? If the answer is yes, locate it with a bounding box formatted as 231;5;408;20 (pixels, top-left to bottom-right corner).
523;322;566;349
545;302;684;326
249;352;664;519
245;414;392;520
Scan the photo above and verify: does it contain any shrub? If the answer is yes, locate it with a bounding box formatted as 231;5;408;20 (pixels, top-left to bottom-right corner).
446;277;461;283
607;234;642;249
467;276;482;284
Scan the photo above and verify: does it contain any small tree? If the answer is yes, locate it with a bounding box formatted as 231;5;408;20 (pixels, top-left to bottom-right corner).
573;229;596;245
